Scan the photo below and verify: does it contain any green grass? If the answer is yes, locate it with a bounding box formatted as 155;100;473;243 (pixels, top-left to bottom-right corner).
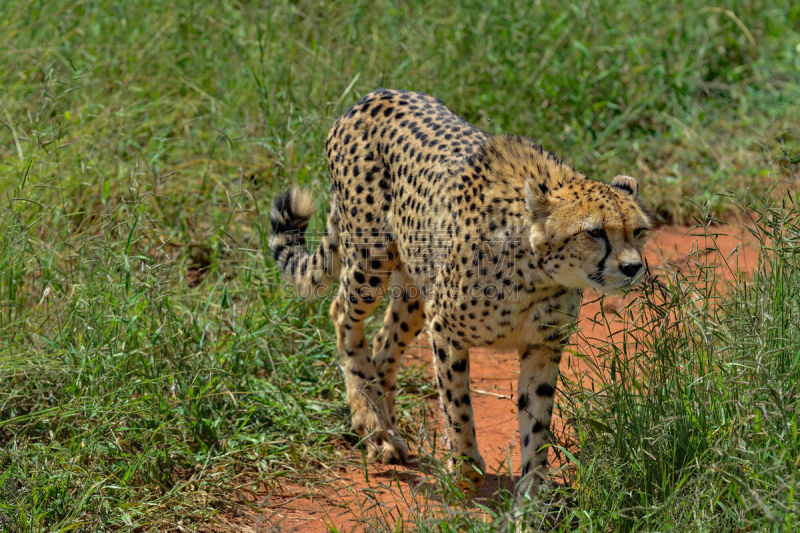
1;0;799;530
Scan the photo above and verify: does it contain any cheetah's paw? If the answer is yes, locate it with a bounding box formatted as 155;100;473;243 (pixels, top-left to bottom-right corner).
366;429;409;464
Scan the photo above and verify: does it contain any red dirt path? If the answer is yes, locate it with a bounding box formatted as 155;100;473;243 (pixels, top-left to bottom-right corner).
225;222;759;532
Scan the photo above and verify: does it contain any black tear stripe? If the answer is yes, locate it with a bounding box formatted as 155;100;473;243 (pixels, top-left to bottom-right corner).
596;230;611;272
590;229;612;285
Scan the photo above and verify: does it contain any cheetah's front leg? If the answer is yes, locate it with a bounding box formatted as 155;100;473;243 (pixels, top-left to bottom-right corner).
429;321;485;492
516;343;561;494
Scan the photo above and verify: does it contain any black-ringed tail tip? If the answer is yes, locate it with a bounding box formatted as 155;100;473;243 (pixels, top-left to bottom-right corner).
269;188;340;298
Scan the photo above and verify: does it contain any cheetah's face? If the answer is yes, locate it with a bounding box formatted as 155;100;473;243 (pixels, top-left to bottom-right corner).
529;176;651;295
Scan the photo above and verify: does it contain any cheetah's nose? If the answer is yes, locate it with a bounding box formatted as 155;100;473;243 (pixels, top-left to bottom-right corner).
619;262;643;279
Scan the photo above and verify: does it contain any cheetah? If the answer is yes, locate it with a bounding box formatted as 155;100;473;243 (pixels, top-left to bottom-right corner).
269;89;650;493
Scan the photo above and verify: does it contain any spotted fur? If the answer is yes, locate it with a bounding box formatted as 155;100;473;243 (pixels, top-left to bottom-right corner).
270;89;651;492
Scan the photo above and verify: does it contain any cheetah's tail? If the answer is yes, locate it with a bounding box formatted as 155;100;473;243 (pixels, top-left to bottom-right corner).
269;188;340;298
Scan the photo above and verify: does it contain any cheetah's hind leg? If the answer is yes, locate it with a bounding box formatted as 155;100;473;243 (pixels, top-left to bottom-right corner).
330;267;409;464
371;267;424;433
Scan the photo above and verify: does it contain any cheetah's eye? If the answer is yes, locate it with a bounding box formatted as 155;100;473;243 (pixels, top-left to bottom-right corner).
586;228;607;240
633;227;649;238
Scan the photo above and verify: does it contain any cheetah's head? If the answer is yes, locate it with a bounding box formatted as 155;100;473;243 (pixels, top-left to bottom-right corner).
526;175;651;295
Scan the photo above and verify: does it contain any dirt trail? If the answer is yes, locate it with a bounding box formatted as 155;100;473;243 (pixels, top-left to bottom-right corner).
234;223;759;532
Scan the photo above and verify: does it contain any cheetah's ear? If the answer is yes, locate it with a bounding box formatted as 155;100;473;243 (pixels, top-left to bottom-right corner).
610;175;639;199
524;180;556;219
